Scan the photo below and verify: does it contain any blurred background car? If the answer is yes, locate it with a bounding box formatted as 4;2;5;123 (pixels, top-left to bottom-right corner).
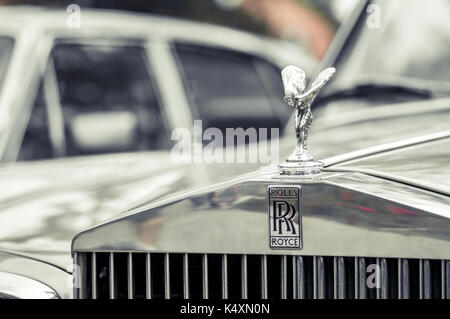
0;4;321;163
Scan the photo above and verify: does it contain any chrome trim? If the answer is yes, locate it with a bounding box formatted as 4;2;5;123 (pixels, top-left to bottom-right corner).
73;252;450;299
72;174;450;260
327;166;450;197
323;130;450;167
77;252;87;299
73;252;79;299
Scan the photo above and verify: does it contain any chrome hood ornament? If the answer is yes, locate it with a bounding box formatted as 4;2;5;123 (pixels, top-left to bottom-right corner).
279;65;336;176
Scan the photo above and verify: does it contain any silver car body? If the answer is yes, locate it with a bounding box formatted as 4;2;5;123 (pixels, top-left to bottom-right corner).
0;4;449;299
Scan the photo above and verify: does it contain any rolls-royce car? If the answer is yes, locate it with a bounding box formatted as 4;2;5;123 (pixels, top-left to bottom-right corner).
1;0;450;300
0;6;314;163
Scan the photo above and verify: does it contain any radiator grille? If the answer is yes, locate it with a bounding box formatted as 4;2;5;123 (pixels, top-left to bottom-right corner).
74;252;450;299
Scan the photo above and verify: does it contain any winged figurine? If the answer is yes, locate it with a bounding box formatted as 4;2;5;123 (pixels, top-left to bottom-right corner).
278;65;336;175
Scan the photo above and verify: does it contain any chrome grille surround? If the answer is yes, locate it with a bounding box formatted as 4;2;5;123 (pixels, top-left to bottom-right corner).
73;252;450;299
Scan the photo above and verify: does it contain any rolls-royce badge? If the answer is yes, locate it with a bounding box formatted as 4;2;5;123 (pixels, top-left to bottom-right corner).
278;65;336;176
268;185;302;249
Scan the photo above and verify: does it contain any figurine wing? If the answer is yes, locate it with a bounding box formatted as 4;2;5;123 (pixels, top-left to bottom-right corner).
281;65;307;106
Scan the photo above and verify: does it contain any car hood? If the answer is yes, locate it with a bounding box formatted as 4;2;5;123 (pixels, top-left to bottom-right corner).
1;98;450;269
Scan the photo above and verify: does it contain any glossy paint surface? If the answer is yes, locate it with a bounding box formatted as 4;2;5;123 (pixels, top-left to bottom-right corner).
333;138;450;195
0;251;70;298
72;172;450;260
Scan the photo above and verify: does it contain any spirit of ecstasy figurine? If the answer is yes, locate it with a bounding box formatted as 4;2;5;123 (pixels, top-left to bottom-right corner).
278;65;336;176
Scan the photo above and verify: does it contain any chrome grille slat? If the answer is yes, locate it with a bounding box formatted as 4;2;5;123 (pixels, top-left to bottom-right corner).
357;257;367;299
292;256;297;299
441;260;445;299
109;252;115;299
442;260;450;299
183;253;189;299
316;256;325;299
127;253;133;299
281;255;287;299
379;258;388;299
91;253;97;299
398;258;403;299
145;253;152;299
75;252;87;299
202;254;208;299
296;256;304;299
74;253;450;300
373;258;388;299
73;253;79;299
334;257;345;299
221;254;228;299
403;259;410;299
260;255;268;299
398;258;409;299
376;258;380;299
423;259;431;299
241;254;248;299
313;256;317;299
446;261;450;299
354;257;359;298
333;257;338;299
164;253;170;299
419;259;423;299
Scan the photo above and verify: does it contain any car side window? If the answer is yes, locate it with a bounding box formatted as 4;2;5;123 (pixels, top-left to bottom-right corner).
173;43;289;139
18;42;169;161
0;37;14;92
17;82;53;161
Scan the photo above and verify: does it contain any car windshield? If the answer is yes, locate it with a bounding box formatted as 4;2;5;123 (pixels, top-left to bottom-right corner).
0;37;14;92
174;42;289;140
323;0;450;100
